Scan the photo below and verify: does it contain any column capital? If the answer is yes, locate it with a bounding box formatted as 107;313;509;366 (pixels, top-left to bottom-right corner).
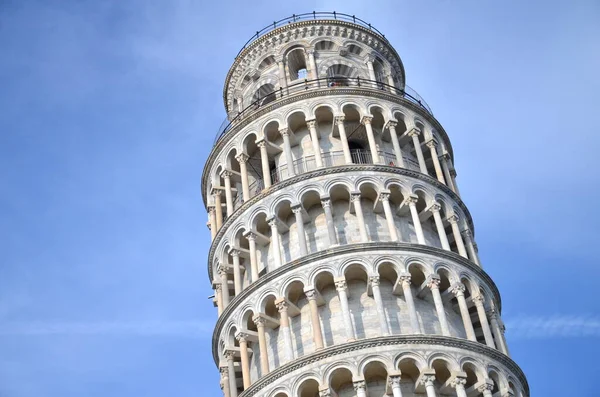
320;197;331;208
369;275;380;287
224;350;236;361
378;191;390;202
486;308;499;320
211;189;222;198
256;139;267;149
439;151;451;161
235;152;249;164
426;275;441;289
334;278;348;291
473;294;485;306
334;115;345;124
361;115;373;125
291;204;304;214
306;118;318;129
350;191;362;203
403;194;419;205
304;288;317;300
450;375;467;388
228;248;240;257
450;283;466;297
429;201;442;213
318;387;332;397
385;120;398;130
217;266;229;277
215;283;222;292
425;138;439;149
278;127;289;137
275;298;288;313
267;216;279;228
407;127;421;137
447;213;459;224
306;48;315;56
274;55;284;63
219;366;229;377
244;230;257;241
366;53;377;63
235;331;250;343
220;169;232;179
353;380;366;391
252;314;266;327
419;374;436;386
208;205;216;214
478;379;495;392
461;229;473;239
388;374;402;388
399;273;412;286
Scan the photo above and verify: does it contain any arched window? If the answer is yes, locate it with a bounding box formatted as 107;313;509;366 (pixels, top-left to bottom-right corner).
252;84;276;107
326;64;357;87
287;48;308;80
347;44;364;56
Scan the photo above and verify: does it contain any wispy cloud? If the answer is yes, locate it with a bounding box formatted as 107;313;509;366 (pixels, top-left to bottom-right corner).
0;320;214;338
506;315;600;339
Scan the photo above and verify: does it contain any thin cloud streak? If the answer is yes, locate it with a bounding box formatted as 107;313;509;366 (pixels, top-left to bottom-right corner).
506;315;600;339
0;320;214;338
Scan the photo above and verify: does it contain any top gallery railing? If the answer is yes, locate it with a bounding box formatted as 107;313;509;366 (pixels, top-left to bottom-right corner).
214;77;432;145
235;12;388;58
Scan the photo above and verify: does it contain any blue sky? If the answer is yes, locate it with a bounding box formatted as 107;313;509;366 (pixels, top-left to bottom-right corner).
0;0;598;396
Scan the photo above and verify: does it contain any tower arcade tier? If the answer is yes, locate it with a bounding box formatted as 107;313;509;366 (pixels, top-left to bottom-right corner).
201;12;529;397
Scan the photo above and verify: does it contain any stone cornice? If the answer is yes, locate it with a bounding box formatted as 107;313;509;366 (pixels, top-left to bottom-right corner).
230;335;529;397
202;87;454;206
211;242;503;360
223;19;406;110
206;165;475;279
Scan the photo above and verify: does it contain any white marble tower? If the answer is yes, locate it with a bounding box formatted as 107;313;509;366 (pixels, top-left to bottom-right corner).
202;12;528;397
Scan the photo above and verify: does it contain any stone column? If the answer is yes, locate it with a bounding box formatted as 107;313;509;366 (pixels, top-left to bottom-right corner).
462;229;481;266
219;266;230;307
215;284;223;316
321;197;338;246
408;128;428;175
426;139;445;184
354;380;367;397
405;195;425;244
279;128;295;177
380;191;399;241
213;191;223;229
245;231;259;283
427;276;450;336
230;249;242;295
253;315;270;375
220;366;231;397
275;298;294;361
366;54;377;81
451;376;468;397
420;374;437;397
362;116;381;163
277;58;287;89
257;140;272;188
430;202;450;250
307;49;318;80
478;380;495;397
450;168;461;196
386;73;397;94
448;214;468;258
305;288;324;350
335;279;356;341
400;274;421;333
224;351;238;397
473;295;496;348
267;217;283;268
351;192;369;242
306;119;324;168
439;152;456;192
389;375;403;397
236;153;250;201
386;121;405;167
319;387;332;397
221;170;234;215
335;115;353;164
488;309;509;355
451;284;476;341
292;205;308;256
235;332;251;389
370;276;390;335
209;206;217;240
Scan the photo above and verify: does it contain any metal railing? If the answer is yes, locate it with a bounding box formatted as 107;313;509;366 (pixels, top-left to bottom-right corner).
214;76;432;145
235;12;388;58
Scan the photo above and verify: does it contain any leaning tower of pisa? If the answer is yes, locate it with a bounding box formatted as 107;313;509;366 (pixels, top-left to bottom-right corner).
202;12;529;397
